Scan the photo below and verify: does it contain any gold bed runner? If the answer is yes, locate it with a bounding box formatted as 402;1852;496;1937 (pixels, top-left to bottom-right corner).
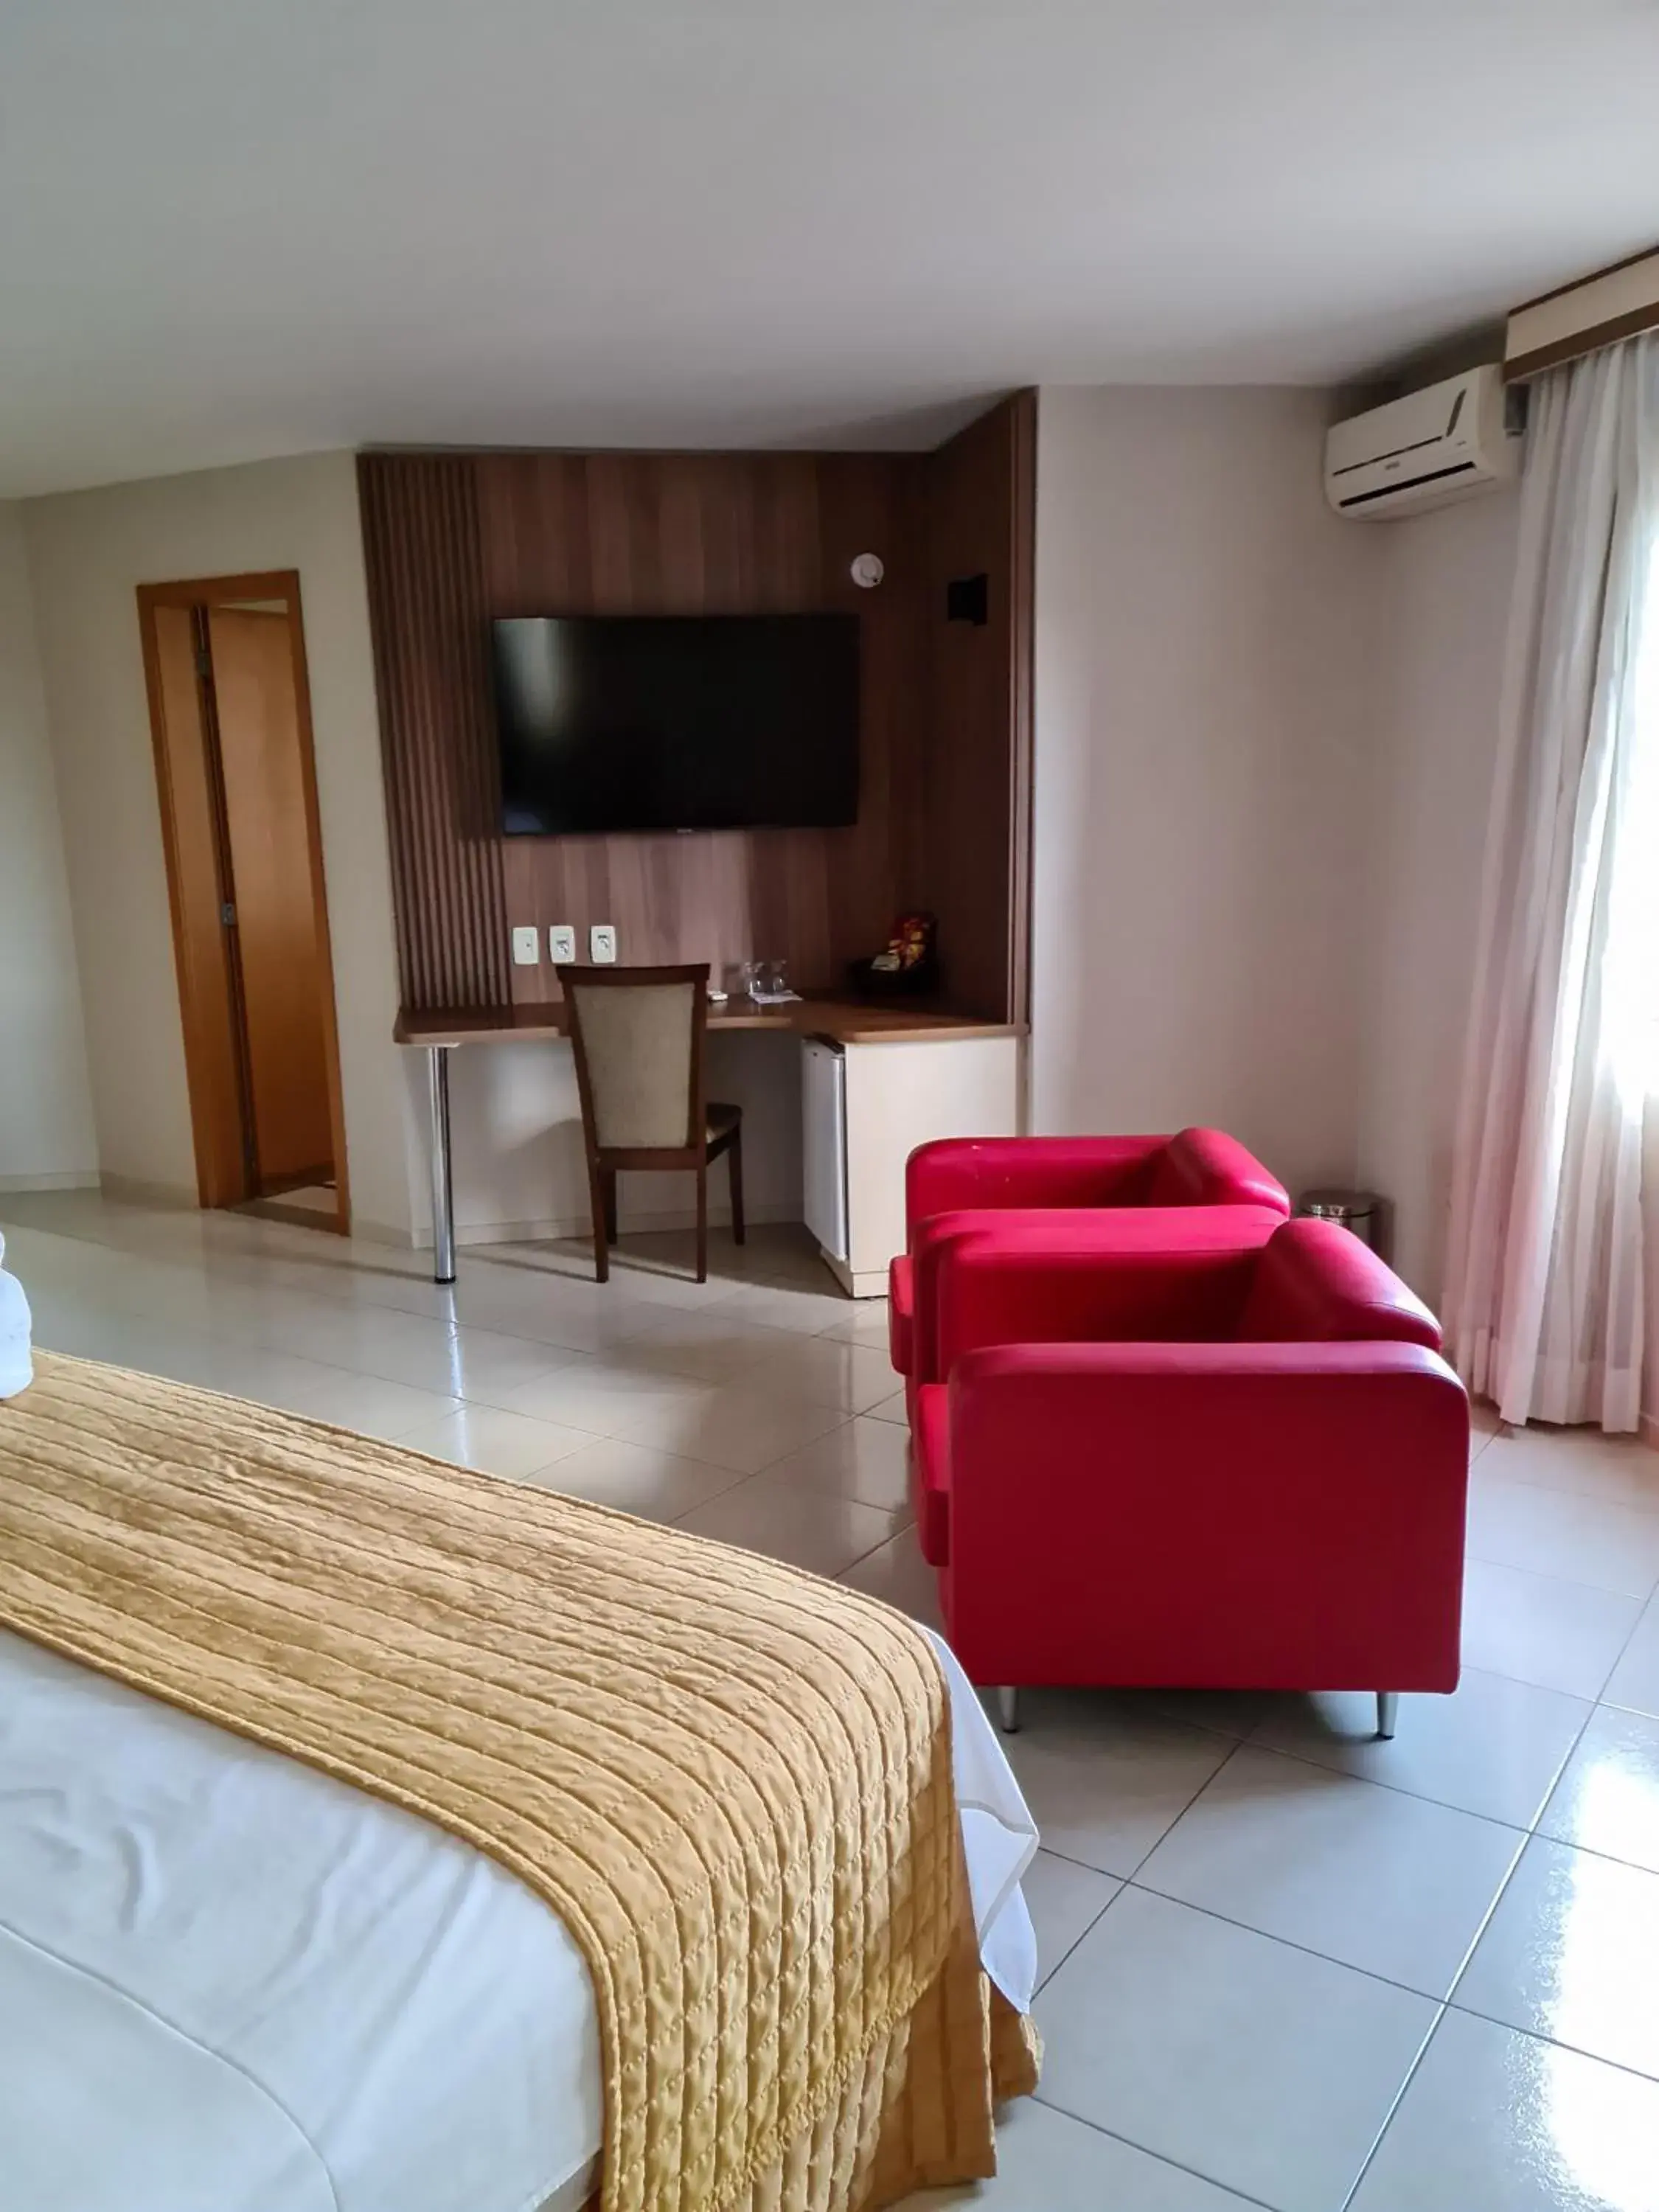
0;1354;1035;2212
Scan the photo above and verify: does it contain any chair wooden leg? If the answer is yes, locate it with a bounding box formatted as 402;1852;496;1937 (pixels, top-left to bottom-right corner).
695;1164;709;1284
602;1169;619;1245
588;1164;610;1283
728;1128;745;1246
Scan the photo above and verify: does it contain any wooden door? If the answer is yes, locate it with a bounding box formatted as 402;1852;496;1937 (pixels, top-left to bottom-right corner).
147;603;249;1203
207;607;335;1189
138;571;349;1231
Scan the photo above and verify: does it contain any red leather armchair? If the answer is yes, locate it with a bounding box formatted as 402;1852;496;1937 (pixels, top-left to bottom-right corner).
913;1220;1469;1739
889;1129;1290;1386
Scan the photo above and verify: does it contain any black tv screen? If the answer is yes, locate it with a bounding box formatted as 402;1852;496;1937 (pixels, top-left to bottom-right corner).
491;613;860;835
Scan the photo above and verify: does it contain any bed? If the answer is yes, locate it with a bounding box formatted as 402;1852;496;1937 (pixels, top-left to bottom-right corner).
0;1357;1039;2212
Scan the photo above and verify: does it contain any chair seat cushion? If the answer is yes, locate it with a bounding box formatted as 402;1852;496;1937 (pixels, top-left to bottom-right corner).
888;1256;914;1377
706;1101;741;1143
912;1383;950;1567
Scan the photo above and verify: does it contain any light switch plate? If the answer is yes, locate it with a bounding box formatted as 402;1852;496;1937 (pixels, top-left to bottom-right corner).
511;925;540;966
549;925;577;964
589;924;617;964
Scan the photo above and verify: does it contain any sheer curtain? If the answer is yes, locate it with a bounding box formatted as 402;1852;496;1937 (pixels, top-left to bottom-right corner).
1444;333;1659;1433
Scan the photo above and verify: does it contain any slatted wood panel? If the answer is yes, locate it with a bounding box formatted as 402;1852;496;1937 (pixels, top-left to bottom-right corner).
357;424;1030;1020
358;456;509;1007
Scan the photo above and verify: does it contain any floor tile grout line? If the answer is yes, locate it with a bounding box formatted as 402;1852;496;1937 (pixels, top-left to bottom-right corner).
827;1522;914;1582
1462;1535;1659;1604
1424;1787;1551;2040
1341;2003;1659;2210
1120;1739;1248;1885
1523;1815;1659;1883
1439;1992;1659;2087
10;1208;870;1349
1336;2000;1448;2212
1465;1549;1659;1621
1109;1874;1490;2011
1445;1636;1644;1708
1470;1455;1659;1520
1030;1839;1139;1882
1583;1573;1658;1703
36;1295;886;1485
1241;1723;1582;1837
1031;1877;1124;1997
1023;2093;1279;2209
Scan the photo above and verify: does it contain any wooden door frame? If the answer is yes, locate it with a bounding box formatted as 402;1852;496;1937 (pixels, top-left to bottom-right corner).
136;570;351;1235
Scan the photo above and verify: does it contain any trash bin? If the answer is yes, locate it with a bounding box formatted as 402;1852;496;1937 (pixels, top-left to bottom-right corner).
1297;1189;1383;1252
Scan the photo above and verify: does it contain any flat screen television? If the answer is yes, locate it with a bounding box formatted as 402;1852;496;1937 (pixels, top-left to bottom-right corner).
490;613;860;836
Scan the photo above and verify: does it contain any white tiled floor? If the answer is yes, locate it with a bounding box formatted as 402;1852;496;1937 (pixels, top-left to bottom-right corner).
7;1188;1659;2212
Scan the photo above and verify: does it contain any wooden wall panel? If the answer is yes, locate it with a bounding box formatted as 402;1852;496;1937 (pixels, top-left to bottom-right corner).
922;392;1037;1023
475;450;932;1004
358;418;1028;1021
358;455;509;1006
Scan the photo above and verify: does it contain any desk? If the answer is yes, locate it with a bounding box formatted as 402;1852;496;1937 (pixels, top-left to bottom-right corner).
396;1000;1022;1282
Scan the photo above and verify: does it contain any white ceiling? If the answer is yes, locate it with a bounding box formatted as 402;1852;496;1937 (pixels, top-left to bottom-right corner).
4;1;1657;497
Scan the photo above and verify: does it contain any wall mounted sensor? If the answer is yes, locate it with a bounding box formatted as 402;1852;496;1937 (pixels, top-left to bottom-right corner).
946;573;989;625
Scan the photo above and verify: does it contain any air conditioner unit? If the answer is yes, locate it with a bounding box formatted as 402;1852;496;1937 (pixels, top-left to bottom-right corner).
1324;366;1520;521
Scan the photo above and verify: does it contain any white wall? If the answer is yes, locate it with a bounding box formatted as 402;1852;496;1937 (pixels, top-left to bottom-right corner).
24;455;413;1234
1032;386;1382;1200
0;504;98;1189
1356;493;1518;1299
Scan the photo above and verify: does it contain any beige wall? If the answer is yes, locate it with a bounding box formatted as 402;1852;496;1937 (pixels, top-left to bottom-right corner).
0;504;98;1189
23;454;414;1235
1031;386;1382;1200
1356;493;1518;1300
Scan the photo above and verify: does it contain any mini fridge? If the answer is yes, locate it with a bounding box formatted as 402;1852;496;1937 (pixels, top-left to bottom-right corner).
801;1037;849;1264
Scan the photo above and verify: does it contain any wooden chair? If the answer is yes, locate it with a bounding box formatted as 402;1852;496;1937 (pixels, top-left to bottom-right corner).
558;962;745;1283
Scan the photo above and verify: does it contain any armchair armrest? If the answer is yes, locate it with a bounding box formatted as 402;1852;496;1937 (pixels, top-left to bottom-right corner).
942;1340;1468;1691
925;1210;1283;1381
905;1136;1164;1239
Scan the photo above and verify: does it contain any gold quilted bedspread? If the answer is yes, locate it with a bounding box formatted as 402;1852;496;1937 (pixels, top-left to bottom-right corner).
0;1353;1035;2212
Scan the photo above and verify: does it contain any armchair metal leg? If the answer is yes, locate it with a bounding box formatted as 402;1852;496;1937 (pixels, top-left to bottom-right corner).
1375;1691;1398;1740
996;1686;1020;1733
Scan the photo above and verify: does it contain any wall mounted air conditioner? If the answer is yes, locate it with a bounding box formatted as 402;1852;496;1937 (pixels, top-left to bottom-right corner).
1324;366;1520;521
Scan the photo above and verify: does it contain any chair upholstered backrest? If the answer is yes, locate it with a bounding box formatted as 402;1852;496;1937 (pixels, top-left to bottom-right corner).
1144;1128;1292;1215
563;971;703;1151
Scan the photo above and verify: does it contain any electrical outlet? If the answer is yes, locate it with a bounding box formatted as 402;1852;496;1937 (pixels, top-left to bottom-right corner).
511;925;540;966
589;924;617;964
549;925;577;964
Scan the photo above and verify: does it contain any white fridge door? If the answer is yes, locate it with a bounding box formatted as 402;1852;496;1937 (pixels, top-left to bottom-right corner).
801;1038;849;1261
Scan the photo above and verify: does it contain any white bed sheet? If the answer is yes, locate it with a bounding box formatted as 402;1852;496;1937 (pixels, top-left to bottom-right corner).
0;1626;1036;2212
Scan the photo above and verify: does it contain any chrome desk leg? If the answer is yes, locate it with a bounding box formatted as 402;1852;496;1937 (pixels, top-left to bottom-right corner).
1375;1691;1398;1741
427;1046;456;1285
996;1686;1020;1734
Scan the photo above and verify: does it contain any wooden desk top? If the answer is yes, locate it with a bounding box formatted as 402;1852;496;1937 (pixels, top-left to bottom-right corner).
395;998;1024;1049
